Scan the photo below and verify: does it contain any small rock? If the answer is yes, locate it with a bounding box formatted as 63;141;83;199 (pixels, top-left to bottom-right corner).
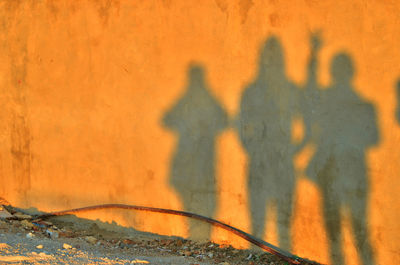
36;245;43;249
219;262;230;265
176;240;184;247
26;232;34;239
21;219;34;229
46;228;59;239
0;243;11;249
38;252;52;258
63;243;72;249
131;259;150;264
13;212;32;220
85;236;97;245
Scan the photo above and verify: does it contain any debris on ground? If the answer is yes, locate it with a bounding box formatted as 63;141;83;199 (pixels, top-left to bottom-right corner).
0;202;321;265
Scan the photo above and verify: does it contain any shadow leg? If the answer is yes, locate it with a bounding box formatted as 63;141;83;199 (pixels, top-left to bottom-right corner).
183;191;216;241
249;177;267;241
349;196;375;265
277;190;293;251
323;195;344;265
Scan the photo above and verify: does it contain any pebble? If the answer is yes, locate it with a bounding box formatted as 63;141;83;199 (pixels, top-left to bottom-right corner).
26;232;34;239
0;243;11;249
21;219;34;229
37;252;53;259
131;259;150;264
63;243;72;249
36;244;43;249
183;250;192;256
85;236;98;244
46;228;59;239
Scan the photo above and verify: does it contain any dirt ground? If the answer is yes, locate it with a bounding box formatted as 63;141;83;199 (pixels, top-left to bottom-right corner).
0;205;321;265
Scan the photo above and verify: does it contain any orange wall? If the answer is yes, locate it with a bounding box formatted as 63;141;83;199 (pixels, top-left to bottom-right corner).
0;1;399;264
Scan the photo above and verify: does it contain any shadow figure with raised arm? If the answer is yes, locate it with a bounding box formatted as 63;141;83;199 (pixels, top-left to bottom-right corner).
305;53;378;265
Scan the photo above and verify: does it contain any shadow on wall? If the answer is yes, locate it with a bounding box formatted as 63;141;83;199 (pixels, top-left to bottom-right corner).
236;36;301;251
162;65;228;241
301;40;378;265
162;34;379;265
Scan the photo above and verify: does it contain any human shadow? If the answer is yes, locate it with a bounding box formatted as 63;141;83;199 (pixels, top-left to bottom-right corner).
162;64;228;241
236;36;302;251
303;50;378;265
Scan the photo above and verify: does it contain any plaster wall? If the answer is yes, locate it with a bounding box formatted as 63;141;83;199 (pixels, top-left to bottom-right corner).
1;1;400;264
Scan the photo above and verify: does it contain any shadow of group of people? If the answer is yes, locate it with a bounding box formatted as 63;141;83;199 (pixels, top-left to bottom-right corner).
162;34;389;265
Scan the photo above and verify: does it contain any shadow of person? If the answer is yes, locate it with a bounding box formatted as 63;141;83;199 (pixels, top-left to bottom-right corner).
236;36;301;251
305;53;378;265
162;64;228;241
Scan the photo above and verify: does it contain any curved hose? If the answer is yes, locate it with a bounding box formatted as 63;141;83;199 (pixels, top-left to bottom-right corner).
36;203;304;264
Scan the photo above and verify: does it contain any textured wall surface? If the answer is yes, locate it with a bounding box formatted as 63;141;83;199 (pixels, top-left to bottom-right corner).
1;1;400;264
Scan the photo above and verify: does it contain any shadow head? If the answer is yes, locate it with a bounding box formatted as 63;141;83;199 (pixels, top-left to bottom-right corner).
187;63;206;89
258;36;286;77
330;53;354;85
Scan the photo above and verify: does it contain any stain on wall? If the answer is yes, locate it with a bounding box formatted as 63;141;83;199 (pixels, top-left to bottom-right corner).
0;1;399;265
1;0;33;204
